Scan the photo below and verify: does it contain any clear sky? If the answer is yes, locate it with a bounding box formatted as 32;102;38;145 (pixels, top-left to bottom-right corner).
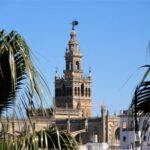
1;0;150;116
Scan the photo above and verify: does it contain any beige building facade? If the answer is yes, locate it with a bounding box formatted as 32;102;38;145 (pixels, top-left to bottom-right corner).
55;105;120;148
54;25;120;147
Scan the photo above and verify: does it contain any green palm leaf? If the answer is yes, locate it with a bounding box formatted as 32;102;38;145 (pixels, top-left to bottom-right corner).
0;30;49;116
128;65;150;147
0;30;79;149
0;127;78;150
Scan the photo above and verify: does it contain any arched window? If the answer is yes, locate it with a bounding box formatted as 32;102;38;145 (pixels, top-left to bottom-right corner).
66;61;69;70
81;84;84;96
69;87;72;96
66;61;72;71
62;84;66;96
88;88;91;97
69;62;72;71
59;88;61;96
75;61;80;71
78;87;80;96
115;128;120;141
75;87;77;96
123;136;126;142
85;88;87;97
82;109;85;117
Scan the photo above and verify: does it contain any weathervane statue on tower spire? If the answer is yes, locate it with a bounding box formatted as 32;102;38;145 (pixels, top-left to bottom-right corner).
72;20;79;30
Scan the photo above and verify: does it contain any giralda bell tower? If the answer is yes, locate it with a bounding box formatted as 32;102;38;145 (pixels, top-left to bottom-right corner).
55;21;92;117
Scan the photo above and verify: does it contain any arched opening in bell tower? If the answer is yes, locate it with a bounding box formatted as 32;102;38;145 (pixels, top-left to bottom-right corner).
78;87;80;96
66;61;72;71
62;84;66;96
88;88;91;97
81;84;84;96
85;88;87;97
69;62;72;70
75;87;77;96
75;61;80;71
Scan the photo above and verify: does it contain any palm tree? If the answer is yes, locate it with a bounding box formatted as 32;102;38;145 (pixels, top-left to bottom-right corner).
0;30;78;149
128;65;150;148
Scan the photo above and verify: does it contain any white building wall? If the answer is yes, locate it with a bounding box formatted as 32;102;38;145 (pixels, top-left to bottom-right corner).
120;115;150;149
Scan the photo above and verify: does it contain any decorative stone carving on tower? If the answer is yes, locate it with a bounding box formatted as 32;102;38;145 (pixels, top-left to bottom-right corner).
55;21;92;117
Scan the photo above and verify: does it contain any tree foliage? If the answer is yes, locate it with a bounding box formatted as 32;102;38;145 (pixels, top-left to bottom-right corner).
0;30;79;150
128;65;150;147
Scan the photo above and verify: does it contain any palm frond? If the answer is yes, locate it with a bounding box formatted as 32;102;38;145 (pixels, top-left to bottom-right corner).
0;127;79;150
128;65;150;147
129;81;150;114
0;30;50;117
0;30;79;150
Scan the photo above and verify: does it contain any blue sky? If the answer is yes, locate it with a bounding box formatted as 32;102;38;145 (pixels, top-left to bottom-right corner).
1;0;150;116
